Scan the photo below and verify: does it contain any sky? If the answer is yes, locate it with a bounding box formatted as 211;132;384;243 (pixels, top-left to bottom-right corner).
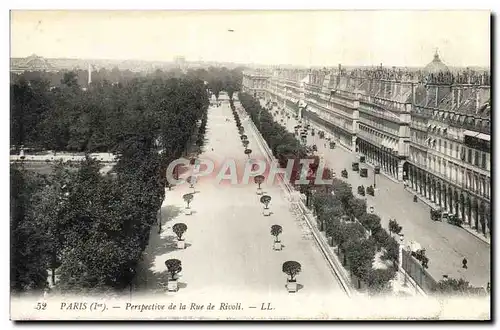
10;10;491;67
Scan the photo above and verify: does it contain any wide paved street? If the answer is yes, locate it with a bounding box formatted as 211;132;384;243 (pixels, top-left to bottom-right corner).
274;108;490;288
134;97;345;317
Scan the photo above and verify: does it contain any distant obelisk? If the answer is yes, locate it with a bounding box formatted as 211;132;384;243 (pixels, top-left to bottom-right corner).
87;63;92;86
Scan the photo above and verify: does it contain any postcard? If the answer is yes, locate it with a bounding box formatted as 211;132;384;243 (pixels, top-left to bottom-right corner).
9;10;491;320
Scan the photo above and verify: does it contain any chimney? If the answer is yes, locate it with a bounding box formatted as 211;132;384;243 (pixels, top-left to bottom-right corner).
412;83;416;105
457;88;461;108
435;86;438;108
475;88;480;111
451;88;455;109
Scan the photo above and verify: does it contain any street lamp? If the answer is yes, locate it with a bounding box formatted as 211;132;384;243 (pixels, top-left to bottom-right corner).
398;233;406;286
374;164;380;189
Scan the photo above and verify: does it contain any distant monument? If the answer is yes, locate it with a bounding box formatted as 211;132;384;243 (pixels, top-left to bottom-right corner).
88;63;92;85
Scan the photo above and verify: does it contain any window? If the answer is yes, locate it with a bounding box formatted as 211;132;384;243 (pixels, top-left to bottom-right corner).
467;148;472;163
482;153;487;169
444;141;447;155
438;139;441;151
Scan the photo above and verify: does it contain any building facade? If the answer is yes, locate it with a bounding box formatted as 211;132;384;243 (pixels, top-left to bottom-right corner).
242;71;271;99
407;55;491;237
242;52;491;238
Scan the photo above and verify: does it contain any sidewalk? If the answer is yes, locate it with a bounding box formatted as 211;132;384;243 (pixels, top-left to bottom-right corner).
406;186;491;246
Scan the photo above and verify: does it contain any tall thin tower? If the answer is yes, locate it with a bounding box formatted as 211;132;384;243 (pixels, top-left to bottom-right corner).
87;63;92;86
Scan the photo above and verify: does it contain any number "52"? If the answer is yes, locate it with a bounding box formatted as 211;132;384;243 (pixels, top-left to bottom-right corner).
35;302;47;310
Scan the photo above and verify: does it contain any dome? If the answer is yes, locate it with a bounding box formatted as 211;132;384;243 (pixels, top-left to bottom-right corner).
424;51;450;75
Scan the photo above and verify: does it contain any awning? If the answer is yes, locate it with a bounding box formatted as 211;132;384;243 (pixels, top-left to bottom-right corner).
464;130;490;141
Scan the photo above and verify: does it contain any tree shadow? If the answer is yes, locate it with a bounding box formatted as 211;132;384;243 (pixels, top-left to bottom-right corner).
158;205;182;229
134;205;187;294
178;282;188;289
283;283;304;293
185;210;198;216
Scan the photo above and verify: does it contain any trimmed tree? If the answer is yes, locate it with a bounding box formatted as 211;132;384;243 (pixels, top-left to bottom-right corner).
172;223;188;241
183;193;194;209
244;148;252;158
242;140;250;149
270;224;283;243
186;175;196;189
254;175;265;190
282;261;301;282
260;195;271;209
165;180;172;191
165;259;182;280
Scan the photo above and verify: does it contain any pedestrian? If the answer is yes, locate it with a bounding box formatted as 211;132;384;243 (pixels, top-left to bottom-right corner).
462;257;468;269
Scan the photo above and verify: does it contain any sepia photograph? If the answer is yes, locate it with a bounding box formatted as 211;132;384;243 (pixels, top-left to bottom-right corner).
8;7;491;321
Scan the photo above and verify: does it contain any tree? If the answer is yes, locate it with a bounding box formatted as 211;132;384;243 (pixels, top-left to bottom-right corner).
183;193;194;209
381;236;399;267
331;178;353;210
434;278;483;296
388;219;402;236
10;69;210;294
282;261;301;282
244;148;252;158
254;175;265;189
348;198;367;220
260;195;271;209
187;175;196;189
333;222;366;251
242;140;250;149
411;249;429;269
345;239;376;281
10;167;49;292
165;259;182;280
365;268;396;295
359;213;382;233
270;225;283;242
172;223;188;241
240;134;248;141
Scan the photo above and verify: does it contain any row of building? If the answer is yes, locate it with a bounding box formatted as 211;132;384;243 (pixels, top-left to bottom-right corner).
242;52;491;238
